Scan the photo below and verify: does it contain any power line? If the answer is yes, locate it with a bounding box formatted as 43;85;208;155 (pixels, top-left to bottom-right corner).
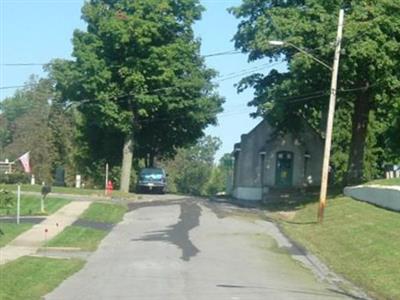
215;61;284;83
1;49;242;67
0;84;35;90
1;63;48;66
0;60;283;91
203;50;241;58
0;83;371;126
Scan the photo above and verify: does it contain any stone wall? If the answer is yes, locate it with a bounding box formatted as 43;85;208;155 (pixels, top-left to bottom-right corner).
344;185;400;211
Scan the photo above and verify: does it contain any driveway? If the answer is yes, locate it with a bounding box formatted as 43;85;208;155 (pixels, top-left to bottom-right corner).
45;196;358;300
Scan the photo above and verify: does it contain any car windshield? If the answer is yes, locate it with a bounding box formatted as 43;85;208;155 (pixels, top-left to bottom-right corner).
140;169;164;180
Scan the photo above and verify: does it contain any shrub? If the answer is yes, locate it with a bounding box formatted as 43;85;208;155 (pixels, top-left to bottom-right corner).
0;173;30;184
0;188;13;214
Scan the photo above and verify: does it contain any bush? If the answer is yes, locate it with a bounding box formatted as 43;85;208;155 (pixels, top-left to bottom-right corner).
0;173;30;184
206;167;226;196
0;188;13;214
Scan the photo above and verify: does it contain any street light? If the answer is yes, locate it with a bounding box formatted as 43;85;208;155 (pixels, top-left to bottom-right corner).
268;41;332;70
268;9;344;223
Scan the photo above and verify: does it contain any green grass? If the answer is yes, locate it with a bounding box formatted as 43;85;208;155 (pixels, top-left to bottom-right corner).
1;184;105;196
46;225;108;251
1;184;136;198
0;195;70;216
366;178;400;186
45;202;126;251
277;196;400;300
0;223;34;247
80;202;127;224
0;256;84;300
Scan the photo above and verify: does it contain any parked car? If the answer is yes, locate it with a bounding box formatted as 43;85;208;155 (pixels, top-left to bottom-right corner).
136;168;167;194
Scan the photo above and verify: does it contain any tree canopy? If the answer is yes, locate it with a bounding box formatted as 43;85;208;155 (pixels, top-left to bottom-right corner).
51;0;223;191
0;77;77;183
161;135;221;196
230;0;400;183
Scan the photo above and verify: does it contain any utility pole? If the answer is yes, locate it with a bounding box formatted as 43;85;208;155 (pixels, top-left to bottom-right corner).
318;9;344;223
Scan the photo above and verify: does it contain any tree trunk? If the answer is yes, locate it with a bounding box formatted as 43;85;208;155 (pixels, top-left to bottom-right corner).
120;134;134;193
149;152;155;168
346;92;371;184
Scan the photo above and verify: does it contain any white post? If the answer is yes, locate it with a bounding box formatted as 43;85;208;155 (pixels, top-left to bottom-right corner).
30;174;35;185
17;185;21;224
75;174;81;188
105;163;109;195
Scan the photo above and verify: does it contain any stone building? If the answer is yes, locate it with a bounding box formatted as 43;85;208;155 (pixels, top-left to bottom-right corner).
232;119;324;201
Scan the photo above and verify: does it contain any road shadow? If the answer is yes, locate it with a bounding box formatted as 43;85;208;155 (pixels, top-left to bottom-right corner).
131;200;201;261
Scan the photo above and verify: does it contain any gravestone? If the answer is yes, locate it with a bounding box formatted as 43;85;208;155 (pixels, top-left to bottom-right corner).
54;166;66;186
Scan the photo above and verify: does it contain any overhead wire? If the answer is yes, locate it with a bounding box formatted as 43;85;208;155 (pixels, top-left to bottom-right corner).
0;59;284;91
0;80;372;126
1;49;242;67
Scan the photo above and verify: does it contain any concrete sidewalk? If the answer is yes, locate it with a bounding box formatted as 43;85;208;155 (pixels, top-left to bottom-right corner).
0;201;91;265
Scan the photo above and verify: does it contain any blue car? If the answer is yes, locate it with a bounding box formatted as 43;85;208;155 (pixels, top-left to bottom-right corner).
137;168;167;194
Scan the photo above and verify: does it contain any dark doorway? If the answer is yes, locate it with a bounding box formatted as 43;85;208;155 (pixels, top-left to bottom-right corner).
275;151;294;187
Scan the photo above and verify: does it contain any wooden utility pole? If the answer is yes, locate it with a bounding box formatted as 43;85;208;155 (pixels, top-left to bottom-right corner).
318;9;345;223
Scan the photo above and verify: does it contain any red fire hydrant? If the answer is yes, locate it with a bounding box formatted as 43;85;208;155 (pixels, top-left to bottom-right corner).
106;180;113;196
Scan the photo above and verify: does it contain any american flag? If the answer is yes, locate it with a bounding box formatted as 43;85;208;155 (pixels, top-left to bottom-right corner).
18;152;31;173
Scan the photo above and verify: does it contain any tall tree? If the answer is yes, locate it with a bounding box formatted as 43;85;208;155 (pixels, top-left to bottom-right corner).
0;77;79;184
231;1;400;183
51;0;223;192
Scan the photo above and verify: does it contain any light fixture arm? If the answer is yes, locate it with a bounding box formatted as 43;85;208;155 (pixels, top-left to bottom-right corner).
268;40;332;71
285;42;332;71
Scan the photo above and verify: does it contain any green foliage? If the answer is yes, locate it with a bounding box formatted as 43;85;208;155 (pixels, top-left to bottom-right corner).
0;173;30;185
230;1;400;183
0;77;79;184
161;136;221;196
205;153;234;195
0;188;13;212
206;167;226;196
50;0;223;188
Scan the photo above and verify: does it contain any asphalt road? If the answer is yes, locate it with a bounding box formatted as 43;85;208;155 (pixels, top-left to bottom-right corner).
45;195;356;300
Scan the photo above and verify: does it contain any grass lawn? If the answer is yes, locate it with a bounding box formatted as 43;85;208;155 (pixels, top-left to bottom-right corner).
0;223;34;247
80;202;127;224
46;225;108;251
366;178;400;186
0;194;70;216
275;195;400;300
1;184;136;199
1;184;105;196
45;202;126;250
0;256;84;300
